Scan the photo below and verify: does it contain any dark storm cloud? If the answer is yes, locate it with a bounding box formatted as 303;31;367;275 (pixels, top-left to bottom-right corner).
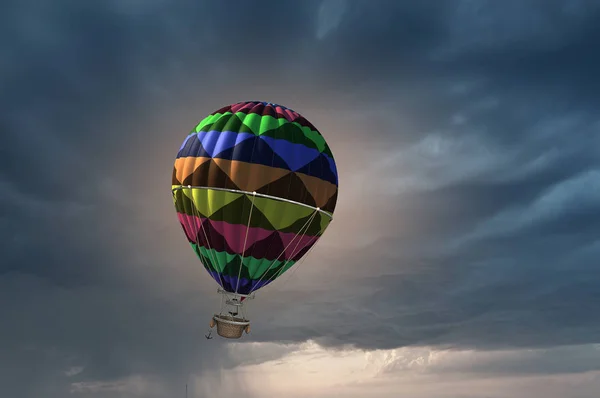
2;0;600;396
246;0;600;354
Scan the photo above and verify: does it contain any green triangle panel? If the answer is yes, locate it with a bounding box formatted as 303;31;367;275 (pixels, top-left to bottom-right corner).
192;245;296;281
208;194;276;231
251;195;316;230
258;123;320;151
277;211;329;236
234;112;287;135
191;243;215;273
194;112;232;132
195;112;328;155
174;187;242;218
200;113;246;134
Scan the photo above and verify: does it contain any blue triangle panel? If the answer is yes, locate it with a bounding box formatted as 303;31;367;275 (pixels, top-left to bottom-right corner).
258;135;321;172
177;133;210;158
212;136;291;170
295;153;338;185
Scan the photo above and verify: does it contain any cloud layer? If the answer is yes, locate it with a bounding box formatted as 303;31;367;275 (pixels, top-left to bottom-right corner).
2;0;600;397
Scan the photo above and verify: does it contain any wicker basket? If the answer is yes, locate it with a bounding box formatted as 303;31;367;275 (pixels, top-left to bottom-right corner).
212;314;250;339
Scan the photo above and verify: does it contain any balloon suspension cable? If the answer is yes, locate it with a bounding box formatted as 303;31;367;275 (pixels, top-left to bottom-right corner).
274;233;321;292
217;288;255;316
174;185;334;338
247;208;320;295
270;212;322;284
235;191;256;295
217;289;253;321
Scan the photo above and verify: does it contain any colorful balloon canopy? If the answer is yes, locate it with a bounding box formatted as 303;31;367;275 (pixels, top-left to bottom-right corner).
172;101;338;295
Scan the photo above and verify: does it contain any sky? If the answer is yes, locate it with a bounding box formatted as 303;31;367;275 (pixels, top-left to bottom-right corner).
2;0;600;397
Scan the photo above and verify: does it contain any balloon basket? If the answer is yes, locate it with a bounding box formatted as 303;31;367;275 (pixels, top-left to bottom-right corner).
209;289;254;339
211;314;250;339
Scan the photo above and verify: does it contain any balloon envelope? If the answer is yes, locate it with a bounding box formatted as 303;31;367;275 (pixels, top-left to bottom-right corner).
172;101;338;295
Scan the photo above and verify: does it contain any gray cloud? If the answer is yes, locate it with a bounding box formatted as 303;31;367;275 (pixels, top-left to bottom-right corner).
2;0;600;396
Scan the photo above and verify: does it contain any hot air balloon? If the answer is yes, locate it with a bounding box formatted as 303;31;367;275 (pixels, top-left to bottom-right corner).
172;101;338;338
